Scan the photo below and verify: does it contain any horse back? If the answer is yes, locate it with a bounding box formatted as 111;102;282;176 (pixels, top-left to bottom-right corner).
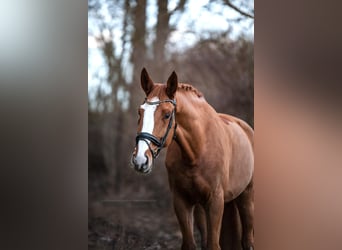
218;113;254;149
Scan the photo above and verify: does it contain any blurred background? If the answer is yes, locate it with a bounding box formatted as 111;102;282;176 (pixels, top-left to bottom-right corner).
88;0;254;248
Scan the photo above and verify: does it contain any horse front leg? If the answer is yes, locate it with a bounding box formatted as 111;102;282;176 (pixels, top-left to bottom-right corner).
194;204;208;250
205;191;224;250
173;194;196;250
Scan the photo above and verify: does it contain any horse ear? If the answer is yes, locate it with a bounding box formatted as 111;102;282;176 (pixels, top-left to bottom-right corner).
166;71;178;98
141;68;154;96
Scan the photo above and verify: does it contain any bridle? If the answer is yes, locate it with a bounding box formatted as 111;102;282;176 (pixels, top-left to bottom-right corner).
135;98;177;159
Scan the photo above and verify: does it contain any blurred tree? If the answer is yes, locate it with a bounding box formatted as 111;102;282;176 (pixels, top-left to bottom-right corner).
153;0;187;79
89;0;135;193
129;0;147;115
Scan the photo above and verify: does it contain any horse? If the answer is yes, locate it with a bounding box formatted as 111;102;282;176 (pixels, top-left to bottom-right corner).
131;68;254;250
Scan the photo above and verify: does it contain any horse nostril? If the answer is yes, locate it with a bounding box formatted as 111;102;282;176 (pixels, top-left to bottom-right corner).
134;164;141;171
144;153;149;163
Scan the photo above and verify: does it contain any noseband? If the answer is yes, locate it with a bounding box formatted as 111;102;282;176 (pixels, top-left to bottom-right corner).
135;98;177;159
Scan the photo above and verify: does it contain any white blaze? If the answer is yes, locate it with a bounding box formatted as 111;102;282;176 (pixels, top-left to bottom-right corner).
135;97;159;165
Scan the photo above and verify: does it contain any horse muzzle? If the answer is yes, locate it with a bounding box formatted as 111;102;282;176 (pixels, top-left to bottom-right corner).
131;152;152;174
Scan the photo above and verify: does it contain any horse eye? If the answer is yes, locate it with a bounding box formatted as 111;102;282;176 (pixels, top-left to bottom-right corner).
164;113;171;119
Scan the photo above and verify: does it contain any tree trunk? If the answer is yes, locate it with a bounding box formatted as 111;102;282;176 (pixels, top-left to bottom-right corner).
153;0;170;80
130;0;147;111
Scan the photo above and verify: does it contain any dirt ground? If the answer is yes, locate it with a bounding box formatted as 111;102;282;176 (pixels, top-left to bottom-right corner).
88;169;203;250
89;202;178;249
89;196;204;250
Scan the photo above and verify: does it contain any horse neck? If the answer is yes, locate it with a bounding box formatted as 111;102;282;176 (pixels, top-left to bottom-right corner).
174;93;217;165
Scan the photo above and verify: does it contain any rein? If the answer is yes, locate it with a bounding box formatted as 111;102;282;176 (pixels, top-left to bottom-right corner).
135;98;177;159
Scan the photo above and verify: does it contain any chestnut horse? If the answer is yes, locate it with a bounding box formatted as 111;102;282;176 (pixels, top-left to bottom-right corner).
131;68;254;250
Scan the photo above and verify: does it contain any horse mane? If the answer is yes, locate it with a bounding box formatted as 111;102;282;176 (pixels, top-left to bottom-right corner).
178;83;203;98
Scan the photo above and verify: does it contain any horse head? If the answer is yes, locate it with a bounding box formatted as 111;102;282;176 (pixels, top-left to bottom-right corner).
131;68;178;174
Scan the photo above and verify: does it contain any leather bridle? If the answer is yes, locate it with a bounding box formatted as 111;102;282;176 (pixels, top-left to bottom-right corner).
135;98;177;159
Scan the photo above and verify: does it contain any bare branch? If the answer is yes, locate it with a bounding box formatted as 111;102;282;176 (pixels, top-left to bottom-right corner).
223;0;254;19
169;0;187;16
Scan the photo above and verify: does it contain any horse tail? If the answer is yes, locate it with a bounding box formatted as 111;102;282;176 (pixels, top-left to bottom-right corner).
220;200;242;250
